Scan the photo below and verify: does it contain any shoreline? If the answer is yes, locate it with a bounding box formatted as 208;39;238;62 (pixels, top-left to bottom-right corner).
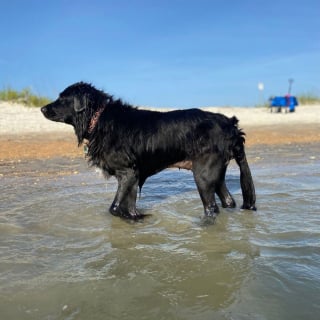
1;102;319;161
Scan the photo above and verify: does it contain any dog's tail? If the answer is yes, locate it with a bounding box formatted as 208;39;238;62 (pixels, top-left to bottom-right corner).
231;117;256;210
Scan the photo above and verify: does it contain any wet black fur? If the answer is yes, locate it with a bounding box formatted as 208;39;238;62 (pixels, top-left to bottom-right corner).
41;82;256;221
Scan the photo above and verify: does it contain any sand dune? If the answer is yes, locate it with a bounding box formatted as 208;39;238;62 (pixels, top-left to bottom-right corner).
1;102;319;135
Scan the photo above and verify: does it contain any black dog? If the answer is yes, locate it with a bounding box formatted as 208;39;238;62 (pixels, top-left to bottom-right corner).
41;82;256;221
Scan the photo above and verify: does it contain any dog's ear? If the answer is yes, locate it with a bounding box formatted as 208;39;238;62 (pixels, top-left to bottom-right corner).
74;95;88;112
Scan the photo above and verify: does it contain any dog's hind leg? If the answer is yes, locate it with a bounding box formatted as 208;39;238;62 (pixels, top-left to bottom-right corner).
216;166;236;208
216;181;236;208
192;155;225;221
109;169;143;220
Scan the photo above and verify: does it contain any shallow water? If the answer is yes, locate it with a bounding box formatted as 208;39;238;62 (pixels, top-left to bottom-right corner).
0;143;319;320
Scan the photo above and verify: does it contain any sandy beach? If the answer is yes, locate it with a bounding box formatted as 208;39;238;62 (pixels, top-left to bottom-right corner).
0;102;319;161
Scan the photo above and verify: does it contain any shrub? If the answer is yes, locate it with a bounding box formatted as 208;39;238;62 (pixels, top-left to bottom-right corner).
0;86;51;107
297;93;320;105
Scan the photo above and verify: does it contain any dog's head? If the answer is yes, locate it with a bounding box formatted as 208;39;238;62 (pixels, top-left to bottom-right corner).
41;82;108;143
41;82;96;124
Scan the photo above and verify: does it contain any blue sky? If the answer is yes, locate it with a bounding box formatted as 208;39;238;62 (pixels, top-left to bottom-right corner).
1;0;319;107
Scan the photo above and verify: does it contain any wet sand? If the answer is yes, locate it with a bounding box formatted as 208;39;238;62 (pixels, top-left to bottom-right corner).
1;123;320;161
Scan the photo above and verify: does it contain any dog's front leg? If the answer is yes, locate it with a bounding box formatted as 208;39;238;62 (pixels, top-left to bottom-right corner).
109;169;143;220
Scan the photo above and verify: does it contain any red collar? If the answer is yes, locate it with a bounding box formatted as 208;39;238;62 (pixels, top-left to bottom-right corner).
88;107;105;134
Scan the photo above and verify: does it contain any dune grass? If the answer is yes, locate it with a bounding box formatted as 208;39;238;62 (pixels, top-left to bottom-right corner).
1;86;319;108
296;93;320;105
0;87;51;107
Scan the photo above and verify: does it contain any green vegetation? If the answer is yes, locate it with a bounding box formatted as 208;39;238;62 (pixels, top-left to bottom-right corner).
254;101;270;108
1;86;319;108
296;93;320;105
0;87;51;107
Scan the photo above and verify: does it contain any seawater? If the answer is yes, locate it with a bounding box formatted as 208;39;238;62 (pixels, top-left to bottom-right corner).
0;143;319;320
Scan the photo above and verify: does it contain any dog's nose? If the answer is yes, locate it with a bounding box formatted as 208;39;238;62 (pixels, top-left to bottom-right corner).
41;106;47;114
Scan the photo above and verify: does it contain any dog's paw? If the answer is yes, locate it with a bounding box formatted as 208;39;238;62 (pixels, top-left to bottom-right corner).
126;210;146;220
241;204;257;211
221;201;236;209
110;205;147;221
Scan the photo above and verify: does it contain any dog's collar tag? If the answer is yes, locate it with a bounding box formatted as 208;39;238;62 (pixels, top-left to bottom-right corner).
83;142;89;157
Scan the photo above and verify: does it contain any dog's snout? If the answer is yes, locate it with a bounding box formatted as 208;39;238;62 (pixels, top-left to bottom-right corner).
41;103;65;123
41;106;47;114
41;105;54;119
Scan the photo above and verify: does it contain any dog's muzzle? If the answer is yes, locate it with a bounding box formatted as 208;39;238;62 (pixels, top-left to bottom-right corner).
41;106;49;116
41;106;55;119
